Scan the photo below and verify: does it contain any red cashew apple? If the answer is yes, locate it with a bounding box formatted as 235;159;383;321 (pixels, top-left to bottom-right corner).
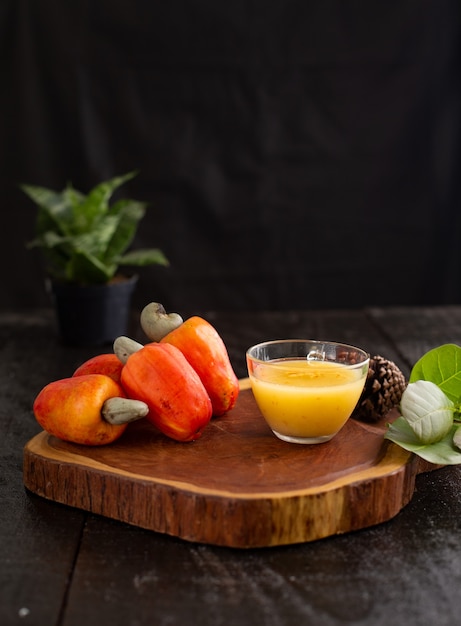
73;353;124;383
115;337;212;442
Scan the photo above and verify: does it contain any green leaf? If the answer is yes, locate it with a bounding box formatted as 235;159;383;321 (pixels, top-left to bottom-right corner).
119;248;169;267
21;184;72;217
454;425;461;451
103;200;147;264
22;185;75;238
73;215;121;261
385;418;461;465
409;344;461;402
66;250;116;284
400;380;454;444
74;171;137;233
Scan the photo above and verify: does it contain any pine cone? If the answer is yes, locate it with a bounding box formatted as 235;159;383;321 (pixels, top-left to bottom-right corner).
352;355;407;423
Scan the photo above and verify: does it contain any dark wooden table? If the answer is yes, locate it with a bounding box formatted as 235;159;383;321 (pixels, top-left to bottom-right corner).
2;306;461;626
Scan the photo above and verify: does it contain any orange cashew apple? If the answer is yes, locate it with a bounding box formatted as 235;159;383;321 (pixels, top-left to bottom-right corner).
140;304;239;416
33;374;148;445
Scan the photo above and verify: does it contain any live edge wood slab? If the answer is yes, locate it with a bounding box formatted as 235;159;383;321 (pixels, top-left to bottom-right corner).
23;380;436;549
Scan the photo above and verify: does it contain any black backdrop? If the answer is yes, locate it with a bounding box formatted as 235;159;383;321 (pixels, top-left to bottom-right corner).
2;1;460;315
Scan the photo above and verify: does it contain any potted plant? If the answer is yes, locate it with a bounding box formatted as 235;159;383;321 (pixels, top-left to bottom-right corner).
21;171;169;346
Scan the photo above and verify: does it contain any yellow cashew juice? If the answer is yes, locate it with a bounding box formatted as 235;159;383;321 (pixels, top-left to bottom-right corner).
249;359;367;443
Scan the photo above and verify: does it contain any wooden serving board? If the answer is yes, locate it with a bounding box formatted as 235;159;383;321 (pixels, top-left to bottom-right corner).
23;380;435;548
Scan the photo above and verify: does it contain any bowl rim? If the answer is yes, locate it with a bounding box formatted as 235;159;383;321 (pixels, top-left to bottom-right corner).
246;339;370;368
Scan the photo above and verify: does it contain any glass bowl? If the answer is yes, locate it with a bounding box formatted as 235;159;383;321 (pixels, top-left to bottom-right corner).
246;339;370;444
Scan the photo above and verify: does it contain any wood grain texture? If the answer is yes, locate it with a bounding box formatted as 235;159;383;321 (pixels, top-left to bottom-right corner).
23;380;432;548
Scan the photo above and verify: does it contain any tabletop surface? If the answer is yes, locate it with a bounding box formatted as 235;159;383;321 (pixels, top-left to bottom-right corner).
2;306;461;626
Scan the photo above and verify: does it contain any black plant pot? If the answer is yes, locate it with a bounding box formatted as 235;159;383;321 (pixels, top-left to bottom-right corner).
49;275;138;347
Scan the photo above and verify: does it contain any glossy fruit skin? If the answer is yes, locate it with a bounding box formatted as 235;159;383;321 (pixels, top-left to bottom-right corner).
33;374;128;445
121;342;212;442
73;353;124;383
160;316;239;416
